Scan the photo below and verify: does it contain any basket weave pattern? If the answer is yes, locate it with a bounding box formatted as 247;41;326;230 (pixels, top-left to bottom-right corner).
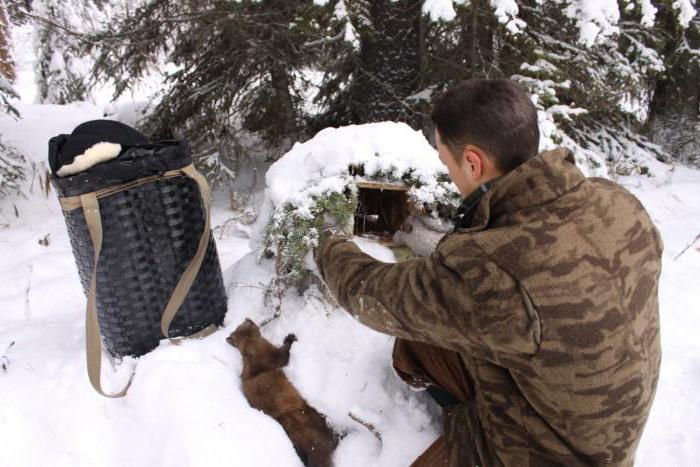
63;176;226;357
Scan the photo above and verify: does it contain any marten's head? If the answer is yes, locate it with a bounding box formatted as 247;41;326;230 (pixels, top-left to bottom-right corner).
227;318;261;354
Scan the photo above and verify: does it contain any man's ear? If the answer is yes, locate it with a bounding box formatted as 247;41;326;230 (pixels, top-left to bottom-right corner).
461;146;484;181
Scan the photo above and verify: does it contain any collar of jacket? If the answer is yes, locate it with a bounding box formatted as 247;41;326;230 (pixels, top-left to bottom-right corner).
453;179;498;230
464;147;585;231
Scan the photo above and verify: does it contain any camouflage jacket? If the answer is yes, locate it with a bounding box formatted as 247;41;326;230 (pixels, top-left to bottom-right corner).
315;148;662;466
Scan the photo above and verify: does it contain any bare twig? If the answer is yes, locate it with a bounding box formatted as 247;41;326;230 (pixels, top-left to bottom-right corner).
210;355;230;368
43;168;52;198
20;11;97;44
303;29;345;48
38;233;50;247
348;412;382;443
1;341;15;372
24;265;33;319
231;283;265;290
259;310;281;328
674;231;700;260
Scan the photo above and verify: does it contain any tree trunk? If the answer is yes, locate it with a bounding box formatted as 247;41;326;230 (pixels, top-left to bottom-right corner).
349;0;422;127
0;1;15;81
645;9;700;167
460;0;497;78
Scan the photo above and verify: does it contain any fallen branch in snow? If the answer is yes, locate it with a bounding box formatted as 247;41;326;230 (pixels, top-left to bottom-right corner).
259;311;281;328
348;412;383;443
1;341;15;373
210;355;230;368
24;265;33;319
303;273;339;309
674;232;700;260
304;292;335;316
230;283;265;290
40;166;52;199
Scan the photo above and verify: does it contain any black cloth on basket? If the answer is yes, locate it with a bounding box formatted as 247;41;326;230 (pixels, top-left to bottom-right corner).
48;119;148;173
49;120;192;198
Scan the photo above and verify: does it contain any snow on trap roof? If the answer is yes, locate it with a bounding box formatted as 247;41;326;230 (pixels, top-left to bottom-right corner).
265;121;450;210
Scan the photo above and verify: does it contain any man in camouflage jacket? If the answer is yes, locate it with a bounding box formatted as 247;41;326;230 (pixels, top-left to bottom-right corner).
315;79;662;466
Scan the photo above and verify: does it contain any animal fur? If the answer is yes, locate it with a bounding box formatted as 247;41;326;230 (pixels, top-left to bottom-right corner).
227;319;338;467
56;142;122;177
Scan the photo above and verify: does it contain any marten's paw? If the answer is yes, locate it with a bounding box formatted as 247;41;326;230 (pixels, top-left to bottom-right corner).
284;334;298;347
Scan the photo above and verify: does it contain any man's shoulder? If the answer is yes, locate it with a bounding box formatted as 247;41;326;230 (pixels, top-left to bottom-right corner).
584;176;659;234
585;175;645;206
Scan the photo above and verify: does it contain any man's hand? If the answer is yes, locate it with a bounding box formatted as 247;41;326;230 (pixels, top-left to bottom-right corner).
321;213;353;238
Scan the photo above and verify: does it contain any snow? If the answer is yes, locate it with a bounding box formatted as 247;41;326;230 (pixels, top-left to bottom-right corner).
2;105;700;466
331;0;359;48
10;24;39;103
489;0;525;34
638;0;658;27
564;0;621;46
0;102;104;165
352;237;398;264
422;0;460;21
674;0;698;28
617;165;700;466
420;0;523;31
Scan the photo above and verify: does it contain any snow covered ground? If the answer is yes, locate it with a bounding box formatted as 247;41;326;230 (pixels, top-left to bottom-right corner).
0;103;699;467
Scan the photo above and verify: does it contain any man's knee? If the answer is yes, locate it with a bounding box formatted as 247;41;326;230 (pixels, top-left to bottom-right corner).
392;338;432;389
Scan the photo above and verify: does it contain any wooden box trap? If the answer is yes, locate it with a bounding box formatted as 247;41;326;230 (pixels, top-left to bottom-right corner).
353;180;410;240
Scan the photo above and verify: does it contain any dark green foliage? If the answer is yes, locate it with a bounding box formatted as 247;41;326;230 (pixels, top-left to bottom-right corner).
262;189;357;294
26;0;698;175
84;0;333;185
0;137;26;198
313;0;424;130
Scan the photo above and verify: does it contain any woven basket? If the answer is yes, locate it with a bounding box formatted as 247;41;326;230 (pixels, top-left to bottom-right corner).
49;133;227;397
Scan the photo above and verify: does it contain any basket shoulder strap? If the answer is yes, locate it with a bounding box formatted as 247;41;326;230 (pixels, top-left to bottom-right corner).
159;164;215;340
78;164;214;398
82;192;134;398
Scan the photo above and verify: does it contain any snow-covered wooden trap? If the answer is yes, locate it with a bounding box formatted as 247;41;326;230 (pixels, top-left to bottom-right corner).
256;122;461;294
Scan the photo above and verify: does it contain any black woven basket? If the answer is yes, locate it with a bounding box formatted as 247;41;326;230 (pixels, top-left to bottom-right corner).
49;123;227;361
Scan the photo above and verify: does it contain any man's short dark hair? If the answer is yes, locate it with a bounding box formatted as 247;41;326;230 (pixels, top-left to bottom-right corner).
430;79;540;173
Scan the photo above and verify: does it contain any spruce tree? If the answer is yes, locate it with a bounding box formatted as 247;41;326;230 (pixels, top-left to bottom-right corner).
33;0;91;104
314;0;424;129
85;0;330;186
0;0;25;198
645;2;700;167
0;0;14;82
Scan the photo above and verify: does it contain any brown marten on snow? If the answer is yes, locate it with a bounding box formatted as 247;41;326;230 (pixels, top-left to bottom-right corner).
227;318;338;467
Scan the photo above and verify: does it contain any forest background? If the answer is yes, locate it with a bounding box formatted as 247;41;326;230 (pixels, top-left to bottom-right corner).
1;0;699;195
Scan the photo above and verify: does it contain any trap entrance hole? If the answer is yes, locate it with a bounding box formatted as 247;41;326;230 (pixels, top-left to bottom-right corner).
354;181;409;239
